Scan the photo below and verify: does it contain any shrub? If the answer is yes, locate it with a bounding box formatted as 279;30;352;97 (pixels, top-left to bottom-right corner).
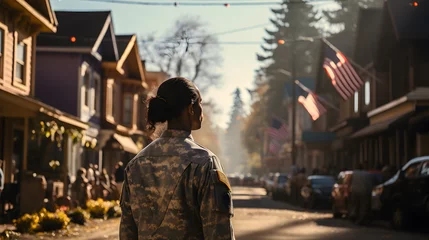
13;214;39;233
67;208;90;225
0;230;21;239
107;201;122;218
38;208;70;232
86;199;109;219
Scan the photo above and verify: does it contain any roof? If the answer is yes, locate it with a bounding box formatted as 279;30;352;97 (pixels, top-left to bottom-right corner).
116;35;134;57
354;8;383;67
4;0;57;32
403;156;429;170
37;11;118;61
387;0;429;40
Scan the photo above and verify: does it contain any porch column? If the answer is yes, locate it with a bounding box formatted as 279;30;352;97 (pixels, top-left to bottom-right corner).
396;130;400;169
389;135;394;167
22;117;29;171
379;136;383;166
402;129;409;164
3;119;12;183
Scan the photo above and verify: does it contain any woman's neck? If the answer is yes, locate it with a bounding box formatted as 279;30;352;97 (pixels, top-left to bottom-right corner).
167;120;191;132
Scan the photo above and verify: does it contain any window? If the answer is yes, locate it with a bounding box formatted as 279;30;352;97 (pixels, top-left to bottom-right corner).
354;91;359;113
106;80;114;118
112;87;117;119
405;162;421;179
83;70;91;107
93;75;100;113
15;42;26;84
123;94;133;126
364;81;370;106
420;161;429;177
0;29;3;77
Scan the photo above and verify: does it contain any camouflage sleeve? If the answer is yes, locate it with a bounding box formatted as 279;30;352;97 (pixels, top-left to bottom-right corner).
119;171;138;240
199;159;235;240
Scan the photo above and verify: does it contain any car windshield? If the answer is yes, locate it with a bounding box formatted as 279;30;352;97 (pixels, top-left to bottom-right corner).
311;178;335;186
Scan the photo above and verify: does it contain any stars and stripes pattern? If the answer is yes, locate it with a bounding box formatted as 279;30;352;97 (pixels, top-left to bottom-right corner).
323;40;363;100
265;117;289;141
298;93;327;121
269;139;282;154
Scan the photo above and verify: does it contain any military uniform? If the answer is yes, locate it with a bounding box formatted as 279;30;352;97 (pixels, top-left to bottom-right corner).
120;130;235;240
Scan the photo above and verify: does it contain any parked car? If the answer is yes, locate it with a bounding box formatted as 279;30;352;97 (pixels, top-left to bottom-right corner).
372;156;429;229
301;175;335;209
227;174;241;186
240;174;256;186
272;173;288;201
331;170;383;219
264;173;275;196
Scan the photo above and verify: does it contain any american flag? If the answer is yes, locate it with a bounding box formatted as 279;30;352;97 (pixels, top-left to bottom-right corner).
266;117;288;141
269;139;282;154
323;40;363;100
298;93;327;121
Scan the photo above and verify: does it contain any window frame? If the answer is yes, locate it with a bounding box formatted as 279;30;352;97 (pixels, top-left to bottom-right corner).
353;91;359;113
364;80;370;106
122;93;133;126
15;41;27;84
0;26;5;80
82;69;91;108
93;72;101;115
106;79;114;121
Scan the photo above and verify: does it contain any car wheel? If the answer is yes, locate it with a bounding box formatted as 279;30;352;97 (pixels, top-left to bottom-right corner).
391;207;407;230
332;204;342;218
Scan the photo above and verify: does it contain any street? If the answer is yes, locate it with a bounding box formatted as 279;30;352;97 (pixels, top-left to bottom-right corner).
232;187;428;240
15;186;429;240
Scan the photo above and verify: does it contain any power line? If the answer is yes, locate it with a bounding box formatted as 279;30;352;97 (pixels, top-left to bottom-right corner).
81;0;340;7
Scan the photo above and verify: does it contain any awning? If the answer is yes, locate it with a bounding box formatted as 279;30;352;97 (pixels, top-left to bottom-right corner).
113;133;140;154
302;131;336;143
349;113;410;139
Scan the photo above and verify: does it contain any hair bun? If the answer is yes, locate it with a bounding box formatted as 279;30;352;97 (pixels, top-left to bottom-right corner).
147;97;172;128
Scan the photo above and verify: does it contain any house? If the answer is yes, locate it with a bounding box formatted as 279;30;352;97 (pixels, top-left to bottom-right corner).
316;0;429;172
99;34;149;175
35;11;151;179
348;0;429;170
0;1;89;215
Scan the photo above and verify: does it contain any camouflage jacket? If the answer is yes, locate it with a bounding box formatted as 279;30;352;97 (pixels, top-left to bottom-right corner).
120;130;235;240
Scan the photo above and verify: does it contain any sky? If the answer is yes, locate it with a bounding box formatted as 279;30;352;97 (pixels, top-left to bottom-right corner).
51;0;336;129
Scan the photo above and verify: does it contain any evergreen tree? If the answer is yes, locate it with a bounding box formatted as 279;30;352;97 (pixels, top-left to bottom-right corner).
323;0;382;40
224;89;247;173
257;0;320;122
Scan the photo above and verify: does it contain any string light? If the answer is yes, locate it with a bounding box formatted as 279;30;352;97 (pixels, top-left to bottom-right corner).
70;36;76;42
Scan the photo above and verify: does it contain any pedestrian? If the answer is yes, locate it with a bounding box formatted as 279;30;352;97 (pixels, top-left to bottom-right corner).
71;168;91;208
114;161;125;193
100;168;112;199
119;77;235;239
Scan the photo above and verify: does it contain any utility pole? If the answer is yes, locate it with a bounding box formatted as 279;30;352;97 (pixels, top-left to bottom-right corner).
291;38;297;167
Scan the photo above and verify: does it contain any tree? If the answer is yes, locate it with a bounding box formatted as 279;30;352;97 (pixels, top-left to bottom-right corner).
223;89;248;173
141;16;222;93
257;0;320;122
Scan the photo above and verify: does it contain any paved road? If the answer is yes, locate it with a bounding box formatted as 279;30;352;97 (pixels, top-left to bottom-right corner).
17;187;429;239
232;187;429;240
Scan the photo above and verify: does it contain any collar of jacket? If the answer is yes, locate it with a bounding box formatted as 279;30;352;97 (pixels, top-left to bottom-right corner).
161;129;193;140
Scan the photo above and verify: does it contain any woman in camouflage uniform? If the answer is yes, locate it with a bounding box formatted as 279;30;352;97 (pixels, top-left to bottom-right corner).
120;77;235;240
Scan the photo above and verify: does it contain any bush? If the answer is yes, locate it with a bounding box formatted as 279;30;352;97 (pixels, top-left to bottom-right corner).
107;201;122;218
38;208;70;232
0;230;21;239
86;199;110;219
13;214;39;233
67;208;90;225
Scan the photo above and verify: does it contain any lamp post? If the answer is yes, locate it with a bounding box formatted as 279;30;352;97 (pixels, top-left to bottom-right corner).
277;36;314;167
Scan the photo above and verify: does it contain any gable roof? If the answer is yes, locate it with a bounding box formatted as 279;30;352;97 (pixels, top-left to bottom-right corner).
354;8;383;67
4;0;57;32
114;35;145;82
37;11;118;61
387;0;429;40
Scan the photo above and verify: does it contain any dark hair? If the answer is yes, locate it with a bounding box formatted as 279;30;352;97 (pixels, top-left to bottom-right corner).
147;77;199;129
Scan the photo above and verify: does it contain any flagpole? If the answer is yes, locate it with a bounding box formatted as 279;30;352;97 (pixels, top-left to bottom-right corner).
294;80;340;111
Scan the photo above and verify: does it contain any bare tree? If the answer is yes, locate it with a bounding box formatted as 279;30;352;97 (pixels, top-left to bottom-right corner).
140;16;222;93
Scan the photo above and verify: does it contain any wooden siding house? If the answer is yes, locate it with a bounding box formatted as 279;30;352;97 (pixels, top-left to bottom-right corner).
0;1;89;215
